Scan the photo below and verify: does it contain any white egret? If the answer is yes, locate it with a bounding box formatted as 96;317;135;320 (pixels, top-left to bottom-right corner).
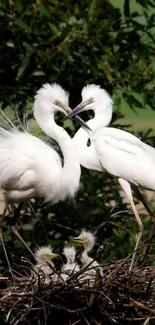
0;83;89;259
33;245;58;285
1;83;81;204
61;246;80;282
73;230;103;287
65;84;155;270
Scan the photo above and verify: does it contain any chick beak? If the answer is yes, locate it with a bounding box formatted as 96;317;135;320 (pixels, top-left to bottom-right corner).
50;253;58;259
72;236;85;244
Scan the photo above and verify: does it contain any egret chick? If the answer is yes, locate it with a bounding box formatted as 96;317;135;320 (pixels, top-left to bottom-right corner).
33;246;58;286
61;246;80;282
73;230;103;287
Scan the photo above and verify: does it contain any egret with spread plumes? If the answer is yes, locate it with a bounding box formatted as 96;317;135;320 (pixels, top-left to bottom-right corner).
0;83;89;261
33;246;58;285
65;84;155;270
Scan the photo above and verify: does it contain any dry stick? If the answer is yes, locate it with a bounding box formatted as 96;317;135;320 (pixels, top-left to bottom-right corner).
130;298;155;315
115;316;155;322
143;317;150;325
28;200;49;246
0;201;35;265
11;225;36;260
145;277;154;301
9;202;36;259
12;299;34;325
6;296;23;324
80;311;90;325
134;187;155;262
93;205;117;236
0;230;13;275
55;222;79;234
12;200;48;256
0;204;14;277
71;320;80;325
34;295;87;313
108;221;130;234
93;208;129;236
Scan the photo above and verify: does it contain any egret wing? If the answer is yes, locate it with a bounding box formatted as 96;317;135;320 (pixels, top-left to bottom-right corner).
94;127;155;190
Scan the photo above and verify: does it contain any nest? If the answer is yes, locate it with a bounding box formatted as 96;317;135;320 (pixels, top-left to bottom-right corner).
1;258;155;325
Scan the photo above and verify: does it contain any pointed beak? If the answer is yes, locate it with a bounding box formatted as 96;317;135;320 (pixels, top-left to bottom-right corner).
55;100;92;131
73;115;92;131
63;101;86;120
50;253;58;259
64;98;95;121
72;236;85;244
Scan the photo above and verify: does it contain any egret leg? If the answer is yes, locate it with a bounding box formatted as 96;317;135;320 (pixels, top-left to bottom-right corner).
9;202;36;260
10;202;23;226
118;178;144;271
27;200;36;216
0;204;13;276
134;187;155;261
10;225;36;260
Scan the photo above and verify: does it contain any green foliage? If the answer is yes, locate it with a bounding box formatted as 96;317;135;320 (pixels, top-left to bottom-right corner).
1;0;155;109
0;0;155;273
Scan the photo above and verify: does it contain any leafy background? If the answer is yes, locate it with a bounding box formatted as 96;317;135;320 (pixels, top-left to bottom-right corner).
0;0;155;274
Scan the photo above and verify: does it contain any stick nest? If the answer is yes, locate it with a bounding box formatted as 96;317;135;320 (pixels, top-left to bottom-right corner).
1;259;155;325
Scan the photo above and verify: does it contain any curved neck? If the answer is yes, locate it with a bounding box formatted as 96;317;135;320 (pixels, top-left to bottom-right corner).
34;111;81;200
72;107;112;171
66;257;74;264
81;250;92;265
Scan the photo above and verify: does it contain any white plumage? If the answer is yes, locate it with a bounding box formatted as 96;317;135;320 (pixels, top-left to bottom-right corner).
0;83;84;263
73;230;103;287
65;84;155;270
61;246;80;282
33;245;58;285
93;127;155;190
0;83;81;205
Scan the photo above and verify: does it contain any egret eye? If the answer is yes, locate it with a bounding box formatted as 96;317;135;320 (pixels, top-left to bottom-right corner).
55;99;61;106
88;97;95;104
54;100;67;110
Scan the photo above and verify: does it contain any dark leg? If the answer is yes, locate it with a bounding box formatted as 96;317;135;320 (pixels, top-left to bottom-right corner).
134;187;155;262
10;226;36;260
10;202;36;260
118;179;144;270
0;204;14;277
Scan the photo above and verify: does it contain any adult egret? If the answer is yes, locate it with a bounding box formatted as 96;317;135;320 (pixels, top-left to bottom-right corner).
73;230;103;287
61;246;80;282
65;84;155;270
0;83;89;259
33;245;58;285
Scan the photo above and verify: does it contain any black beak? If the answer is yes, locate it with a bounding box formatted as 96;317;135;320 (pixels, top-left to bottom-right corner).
64;98;94;122
55;99;92;132
63;101;92;132
63;101;86;121
73;115;92;132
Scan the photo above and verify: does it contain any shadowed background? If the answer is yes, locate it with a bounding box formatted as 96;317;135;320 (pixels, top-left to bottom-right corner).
0;0;155;274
